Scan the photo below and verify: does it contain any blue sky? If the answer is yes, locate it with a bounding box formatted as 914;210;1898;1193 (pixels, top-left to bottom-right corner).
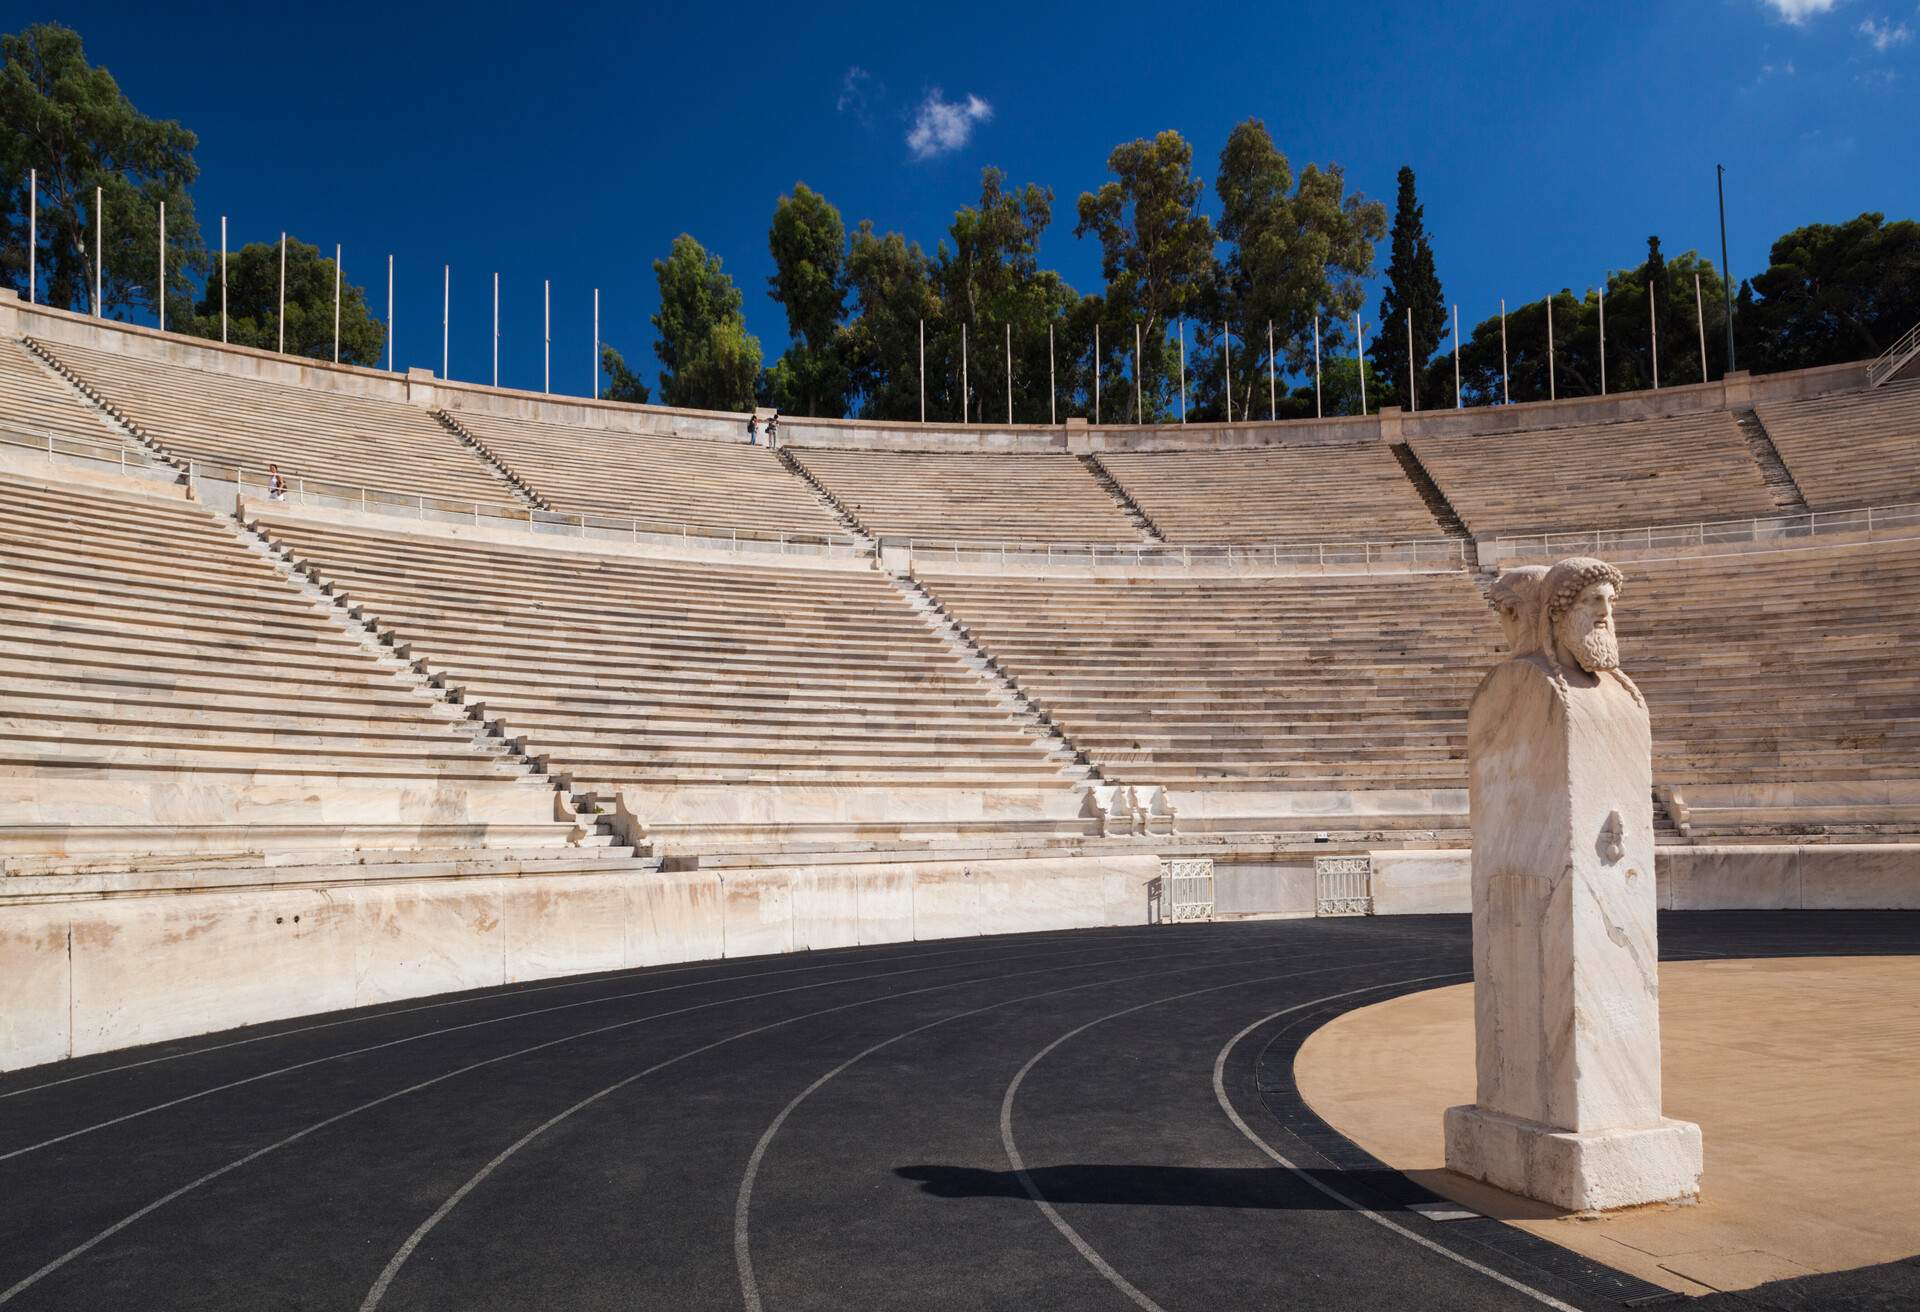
25;0;1920;398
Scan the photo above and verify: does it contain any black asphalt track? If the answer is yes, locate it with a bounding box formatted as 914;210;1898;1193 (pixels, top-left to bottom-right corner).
1;911;1915;1311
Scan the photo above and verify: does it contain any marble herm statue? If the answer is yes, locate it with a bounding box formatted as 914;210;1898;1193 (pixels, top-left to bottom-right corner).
1444;558;1703;1212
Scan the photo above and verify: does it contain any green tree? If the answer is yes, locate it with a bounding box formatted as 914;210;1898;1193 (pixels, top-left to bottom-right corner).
843;222;940;420
189;238;384;365
1368;165;1446;410
1075;131;1215;421
1738;213;1920;371
651;233;761;411
0;22;202;319
599;344;651;403
936;168;1080;423
1198;119;1385;421
765;181;850;416
1295;352;1381;418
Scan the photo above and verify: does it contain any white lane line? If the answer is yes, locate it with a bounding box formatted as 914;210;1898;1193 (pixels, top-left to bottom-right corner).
0;944;1141;1309
996;961;1455;1312
731;947;1409;1312
0;936;1133;1163
1212;985;1592;1312
360;940;1283;1312
0;927;1174;1102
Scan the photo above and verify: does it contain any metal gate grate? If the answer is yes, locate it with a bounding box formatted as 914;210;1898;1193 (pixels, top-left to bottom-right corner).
1315;855;1374;916
1154;859;1216;923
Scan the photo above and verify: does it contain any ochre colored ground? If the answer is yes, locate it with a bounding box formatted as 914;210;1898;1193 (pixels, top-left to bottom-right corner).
1295;956;1920;1296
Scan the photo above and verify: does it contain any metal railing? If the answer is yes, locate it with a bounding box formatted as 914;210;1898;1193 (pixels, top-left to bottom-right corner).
0;421;156;476
1486;502;1920;562
1868;321;1920;388
192;459;870;559
885;534;1468;572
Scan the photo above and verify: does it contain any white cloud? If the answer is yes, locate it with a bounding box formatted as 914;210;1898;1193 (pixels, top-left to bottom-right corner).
1858;15;1913;47
836;66;872;115
905;89;992;160
1757;0;1839;22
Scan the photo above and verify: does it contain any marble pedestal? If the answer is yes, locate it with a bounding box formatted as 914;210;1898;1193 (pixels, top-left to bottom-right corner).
1444;656;1701;1211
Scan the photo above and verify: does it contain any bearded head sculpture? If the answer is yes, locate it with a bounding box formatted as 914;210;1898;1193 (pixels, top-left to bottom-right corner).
1538;556;1629;679
1488;565;1549;655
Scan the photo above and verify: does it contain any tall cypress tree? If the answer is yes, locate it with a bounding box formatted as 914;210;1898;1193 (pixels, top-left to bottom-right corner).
1369;166;1446;409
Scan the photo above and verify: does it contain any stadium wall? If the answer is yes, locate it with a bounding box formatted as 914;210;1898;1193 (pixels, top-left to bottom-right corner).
3;293;1868;459
0;855;1164;1071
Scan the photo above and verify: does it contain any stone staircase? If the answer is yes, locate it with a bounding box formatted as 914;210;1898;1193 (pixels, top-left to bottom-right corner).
890;572;1099;787
1078;453;1166;542
1733;410;1810;514
778;446;875;543
22;336;186;478
1389;441;1480;569
231;513;651;861
431;409;552;510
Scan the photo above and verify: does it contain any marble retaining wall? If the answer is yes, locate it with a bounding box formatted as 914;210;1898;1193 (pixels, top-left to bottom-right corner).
1367;845;1920;916
0;854;1162;1072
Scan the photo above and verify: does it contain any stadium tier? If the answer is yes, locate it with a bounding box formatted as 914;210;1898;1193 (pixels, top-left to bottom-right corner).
790;448;1145;543
1408;410;1779;536
243;507;1113;865
437;407;849;539
0;336;149;466
1756;381;1920;511
0;469;629;876
33;337;523;507
1623;536;1920;837
1096;443;1444;543
917;570;1493;809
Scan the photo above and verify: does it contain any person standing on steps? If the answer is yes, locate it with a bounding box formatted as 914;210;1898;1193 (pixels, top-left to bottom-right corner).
765;409;779;450
746;414;760;445
267;463;287;502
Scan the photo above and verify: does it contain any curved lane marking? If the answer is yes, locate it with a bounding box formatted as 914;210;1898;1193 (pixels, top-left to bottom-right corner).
996;964;1454;1312
1211;983;1591;1312
731;947;1412;1311
358;940;1286;1312
0;940;1181;1308
0;936;1146;1163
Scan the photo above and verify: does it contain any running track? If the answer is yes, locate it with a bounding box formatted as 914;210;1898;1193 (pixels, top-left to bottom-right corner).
2;911;1916;1311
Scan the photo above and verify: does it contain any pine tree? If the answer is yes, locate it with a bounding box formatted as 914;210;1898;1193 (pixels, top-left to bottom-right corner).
1368;166;1446;410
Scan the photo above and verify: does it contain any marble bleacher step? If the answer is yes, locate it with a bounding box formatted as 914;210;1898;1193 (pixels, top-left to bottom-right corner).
0;822;604;863
661;835;1146;870
4;851;661;899
892;573;1098;784
2;836;633;878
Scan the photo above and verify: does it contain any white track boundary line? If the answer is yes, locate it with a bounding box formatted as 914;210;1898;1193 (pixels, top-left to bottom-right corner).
355;940;1278;1311
998;963;1456;1312
1212;985;1590;1312
732;948;1409;1311
0;940;1171;1308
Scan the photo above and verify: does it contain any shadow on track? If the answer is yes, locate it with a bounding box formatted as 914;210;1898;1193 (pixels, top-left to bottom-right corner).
898;1162;1426;1211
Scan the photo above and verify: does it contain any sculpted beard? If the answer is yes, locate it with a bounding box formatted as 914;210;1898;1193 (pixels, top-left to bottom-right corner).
1567;612;1619;671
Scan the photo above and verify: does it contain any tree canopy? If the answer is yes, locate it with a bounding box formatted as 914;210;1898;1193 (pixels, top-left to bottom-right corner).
1368;166;1446;411
1735;213;1920;373
1075;132;1215;422
765;182;849;416
599;343;650;403
0;22;201;319
192;238;385;366
651;234;761;411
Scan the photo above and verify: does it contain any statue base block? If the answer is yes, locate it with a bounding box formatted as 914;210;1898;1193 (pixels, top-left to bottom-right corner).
1444;1103;1702;1212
